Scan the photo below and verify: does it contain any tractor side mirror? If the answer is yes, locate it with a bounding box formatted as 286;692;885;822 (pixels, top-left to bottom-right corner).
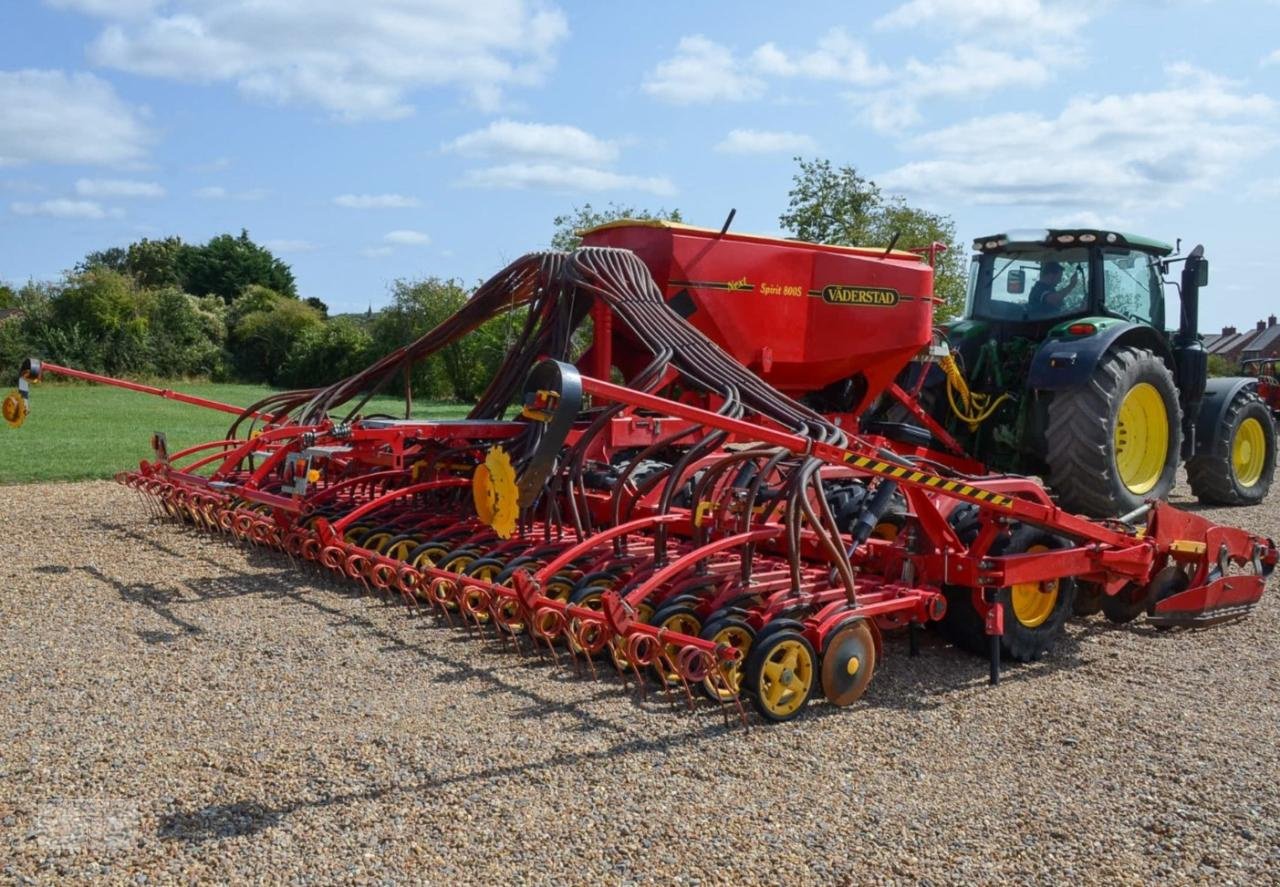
1007;269;1026;294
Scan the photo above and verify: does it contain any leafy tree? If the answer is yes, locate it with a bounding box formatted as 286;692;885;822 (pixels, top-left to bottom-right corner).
146;287;227;378
76;246;128;275
279;317;374;388
779;157;967;320
551;202;683;251
227;287;321;383
126;236;186;289
370;277;515;401
46;269;151;373
179;230;297;302
304;296;329;318
0;283;19;309
1207;353;1234;378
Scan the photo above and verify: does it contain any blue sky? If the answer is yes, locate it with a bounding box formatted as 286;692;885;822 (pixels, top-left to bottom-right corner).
1;0;1278;329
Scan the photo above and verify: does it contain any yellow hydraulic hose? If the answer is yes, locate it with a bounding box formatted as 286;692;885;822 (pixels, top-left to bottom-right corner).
939;353;1011;431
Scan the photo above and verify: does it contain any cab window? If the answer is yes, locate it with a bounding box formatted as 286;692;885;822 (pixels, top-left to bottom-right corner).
1102;249;1163;327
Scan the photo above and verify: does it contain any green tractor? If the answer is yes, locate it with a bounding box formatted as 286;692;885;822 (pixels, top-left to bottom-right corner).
910;228;1276;517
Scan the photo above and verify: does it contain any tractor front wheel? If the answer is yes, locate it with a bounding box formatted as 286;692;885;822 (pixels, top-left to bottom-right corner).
1046;345;1182;517
1186;389;1276;505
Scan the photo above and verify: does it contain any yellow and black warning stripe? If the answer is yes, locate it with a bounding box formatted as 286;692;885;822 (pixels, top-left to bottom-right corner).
842;453;1015;509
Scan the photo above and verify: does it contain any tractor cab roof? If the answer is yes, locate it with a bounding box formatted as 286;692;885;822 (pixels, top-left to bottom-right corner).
972;229;1174;257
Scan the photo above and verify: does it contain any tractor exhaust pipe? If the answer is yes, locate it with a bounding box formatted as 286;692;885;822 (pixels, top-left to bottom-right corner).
1173;246;1208;457
1177;244;1206;345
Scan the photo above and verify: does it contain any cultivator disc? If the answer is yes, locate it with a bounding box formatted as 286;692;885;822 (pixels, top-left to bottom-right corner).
11;225;1278;724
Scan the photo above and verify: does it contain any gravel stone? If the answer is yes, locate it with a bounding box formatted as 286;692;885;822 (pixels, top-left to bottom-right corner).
1;477;1277;884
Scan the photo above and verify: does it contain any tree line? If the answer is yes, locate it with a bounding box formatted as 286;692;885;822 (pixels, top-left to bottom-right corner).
0;158;964;399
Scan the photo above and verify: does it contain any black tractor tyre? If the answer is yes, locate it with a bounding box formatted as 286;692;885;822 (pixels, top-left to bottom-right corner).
1046;345;1182;517
935;525;1077;663
1186;389;1277;505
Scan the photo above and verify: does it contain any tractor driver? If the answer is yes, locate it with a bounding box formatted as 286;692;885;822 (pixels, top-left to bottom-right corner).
1028;261;1081;313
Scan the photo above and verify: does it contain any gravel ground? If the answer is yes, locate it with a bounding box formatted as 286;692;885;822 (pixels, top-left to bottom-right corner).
2;479;1278;885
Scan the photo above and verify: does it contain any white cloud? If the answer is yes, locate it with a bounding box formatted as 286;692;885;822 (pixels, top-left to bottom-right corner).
448;120;673;195
71;0;569;120
444;120;619;165
11;198;116;219
194;185;265;200
877;65;1276;217
264;238;317;253
384;229;430;245
75;177;163;198
875;0;1088;37
643;36;764;104
0;69;151;167
715;129;817;155
361;245;393;258
751;29;890;85
855;44;1058;133
463;163;676;195
333;193;421;209
1263;49;1280;67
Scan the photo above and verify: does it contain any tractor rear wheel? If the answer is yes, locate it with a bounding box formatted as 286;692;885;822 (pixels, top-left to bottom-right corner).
1186;389;1276;505
1046;345;1182;517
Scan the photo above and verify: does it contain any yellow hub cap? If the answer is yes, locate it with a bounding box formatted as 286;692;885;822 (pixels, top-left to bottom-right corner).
1009;543;1060;629
655;612;701;682
703;625;752;700
1114;382;1169;495
758;639;814;718
1232;417;1267;487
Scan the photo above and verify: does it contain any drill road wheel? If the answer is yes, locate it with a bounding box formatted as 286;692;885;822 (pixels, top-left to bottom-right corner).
1145;564;1191;629
407;540;451;570
1073;582;1104;617
1100;581;1151;624
382;534;422;561
1187;389;1277;505
698;617;755;701
820;619;877;707
937;526;1077;662
648;602;702;685
566;581;617;658
1046;345;1182;517
743;629;816;723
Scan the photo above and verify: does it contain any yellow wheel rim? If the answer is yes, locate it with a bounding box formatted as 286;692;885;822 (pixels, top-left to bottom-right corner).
385;538;419;561
655;611;702;682
608;602;654;670
703;624;752;701
1114;382;1169;495
758;638;814;718
1009;543;1060;629
342;525;371;544
471;564;502;583
411;547;447;570
362;531;393;553
1232;417;1267;487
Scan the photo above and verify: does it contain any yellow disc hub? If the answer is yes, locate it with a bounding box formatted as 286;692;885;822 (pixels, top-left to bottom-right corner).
1009;543;1060;629
758;638;815;718
1114;382;1169;495
473;445;519;539
1232;417;1267;488
2;391;27;429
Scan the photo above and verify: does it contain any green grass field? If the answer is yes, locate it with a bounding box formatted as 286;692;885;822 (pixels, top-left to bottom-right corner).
0;381;471;483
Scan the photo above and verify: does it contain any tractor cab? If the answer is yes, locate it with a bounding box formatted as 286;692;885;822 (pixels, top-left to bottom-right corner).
915;227;1275;518
964;229;1172;331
